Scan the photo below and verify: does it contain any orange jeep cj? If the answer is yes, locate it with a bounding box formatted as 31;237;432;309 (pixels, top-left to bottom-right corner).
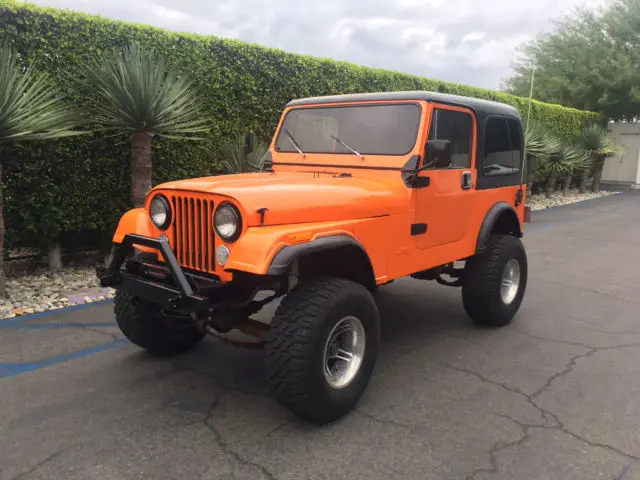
98;91;528;424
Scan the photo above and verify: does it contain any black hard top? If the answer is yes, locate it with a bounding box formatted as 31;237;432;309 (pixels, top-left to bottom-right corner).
286;90;521;119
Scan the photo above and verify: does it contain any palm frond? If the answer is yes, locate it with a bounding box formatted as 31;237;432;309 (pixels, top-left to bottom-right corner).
73;43;209;138
560;144;588;172
581;124;624;158
538;133;576;175
524;122;546;159
0;43;83;142
525;122;562;161
219;132;269;174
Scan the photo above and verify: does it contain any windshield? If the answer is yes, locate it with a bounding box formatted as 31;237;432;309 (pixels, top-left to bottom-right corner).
274;103;421;156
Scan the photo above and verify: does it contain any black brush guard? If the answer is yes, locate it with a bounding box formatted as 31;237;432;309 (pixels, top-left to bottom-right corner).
97;234;214;313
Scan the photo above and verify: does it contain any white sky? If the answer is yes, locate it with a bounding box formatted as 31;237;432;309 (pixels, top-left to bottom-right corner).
26;0;609;89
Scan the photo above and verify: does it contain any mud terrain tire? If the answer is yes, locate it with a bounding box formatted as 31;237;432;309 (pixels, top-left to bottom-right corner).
114;291;206;356
462;234;528;327
265;278;380;424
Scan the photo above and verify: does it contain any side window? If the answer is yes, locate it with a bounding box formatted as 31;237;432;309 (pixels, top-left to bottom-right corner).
507;118;523;170
427;108;473;168
483;118;521;176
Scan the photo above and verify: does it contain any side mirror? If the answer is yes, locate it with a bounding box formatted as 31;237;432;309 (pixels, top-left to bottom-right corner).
244;132;255;154
423;139;452;169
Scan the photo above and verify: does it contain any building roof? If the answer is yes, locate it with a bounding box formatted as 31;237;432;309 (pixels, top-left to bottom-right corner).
286;90;521;118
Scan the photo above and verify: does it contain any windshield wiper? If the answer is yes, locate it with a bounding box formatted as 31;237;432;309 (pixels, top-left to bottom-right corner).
330;135;364;159
284;128;305;157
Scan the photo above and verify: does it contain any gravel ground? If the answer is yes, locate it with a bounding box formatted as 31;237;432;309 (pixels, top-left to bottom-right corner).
0;190;618;320
528;189;618;211
0;267;115;320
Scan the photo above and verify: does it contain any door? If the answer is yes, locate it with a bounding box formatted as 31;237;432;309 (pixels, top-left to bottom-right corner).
413;104;477;250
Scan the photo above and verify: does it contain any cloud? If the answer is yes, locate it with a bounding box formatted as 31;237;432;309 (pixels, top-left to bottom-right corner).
147;4;188;22
28;0;606;89
462;32;487;43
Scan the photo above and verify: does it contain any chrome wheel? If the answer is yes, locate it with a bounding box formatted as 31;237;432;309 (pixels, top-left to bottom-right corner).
323;316;366;389
500;258;521;305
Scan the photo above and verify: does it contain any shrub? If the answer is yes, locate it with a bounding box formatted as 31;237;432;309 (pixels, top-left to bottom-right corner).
0;0;601;250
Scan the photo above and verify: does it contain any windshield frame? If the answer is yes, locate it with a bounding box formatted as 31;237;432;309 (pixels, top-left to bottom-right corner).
273;101;423;157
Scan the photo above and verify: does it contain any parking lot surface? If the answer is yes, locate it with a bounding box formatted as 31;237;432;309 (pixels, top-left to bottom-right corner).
2;192;640;480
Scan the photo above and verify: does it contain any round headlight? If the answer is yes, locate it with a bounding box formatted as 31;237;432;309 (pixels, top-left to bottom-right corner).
214;203;241;241
149;195;171;230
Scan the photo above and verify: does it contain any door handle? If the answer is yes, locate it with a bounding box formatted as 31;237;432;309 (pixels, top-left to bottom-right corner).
462;171;472;189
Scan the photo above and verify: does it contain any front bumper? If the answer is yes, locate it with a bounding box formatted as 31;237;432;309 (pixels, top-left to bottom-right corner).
97;234;215;313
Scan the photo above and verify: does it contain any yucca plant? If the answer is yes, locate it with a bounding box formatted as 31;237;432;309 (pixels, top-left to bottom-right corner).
580;124;624;193
560;144;588;195
567;144;593;195
537;134;574;198
0;43;81;297
524;122;554;196
219;131;269;174
73;43;209;207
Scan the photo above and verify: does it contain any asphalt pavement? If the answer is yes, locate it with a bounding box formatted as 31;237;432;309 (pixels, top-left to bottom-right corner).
2;191;640;480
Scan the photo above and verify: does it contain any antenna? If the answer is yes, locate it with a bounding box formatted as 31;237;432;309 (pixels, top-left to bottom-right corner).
520;57;536;189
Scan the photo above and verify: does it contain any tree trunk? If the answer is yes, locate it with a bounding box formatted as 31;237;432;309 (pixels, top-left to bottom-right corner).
48;241;62;272
579;169;589;194
130;131;153;208
545;174;557;199
0;158;6;299
592;156;604;193
562;174;572;196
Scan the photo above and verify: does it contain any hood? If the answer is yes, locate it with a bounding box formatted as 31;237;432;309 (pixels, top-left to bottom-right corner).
154;171;408;227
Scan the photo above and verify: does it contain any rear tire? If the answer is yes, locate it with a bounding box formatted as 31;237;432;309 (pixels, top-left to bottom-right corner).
114;291;206;356
462;234;528;327
265;278;380;424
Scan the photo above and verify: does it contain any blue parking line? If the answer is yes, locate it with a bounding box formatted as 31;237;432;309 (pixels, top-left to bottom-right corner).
0;322;118;330
1;299;114;324
0;339;129;378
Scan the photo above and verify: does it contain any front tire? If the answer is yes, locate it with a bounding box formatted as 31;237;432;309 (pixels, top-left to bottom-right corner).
265;278;380;424
114;291;206;356
462;234;528;327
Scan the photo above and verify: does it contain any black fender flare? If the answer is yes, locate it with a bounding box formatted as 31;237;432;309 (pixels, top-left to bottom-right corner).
475;202;523;254
267;234;374;278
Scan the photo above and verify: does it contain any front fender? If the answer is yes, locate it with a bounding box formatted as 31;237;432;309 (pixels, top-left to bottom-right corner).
112;209;161;253
224;221;366;276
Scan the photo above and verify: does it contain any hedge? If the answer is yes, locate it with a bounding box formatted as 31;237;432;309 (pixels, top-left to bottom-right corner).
0;0;601;251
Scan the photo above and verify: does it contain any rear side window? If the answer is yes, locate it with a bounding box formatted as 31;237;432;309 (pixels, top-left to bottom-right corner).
508;119;522;155
427;108;473;168
483;117;522;176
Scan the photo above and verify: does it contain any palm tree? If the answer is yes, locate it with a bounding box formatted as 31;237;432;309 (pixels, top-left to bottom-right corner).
0;44;81;298
560;144;588;195
525;128;563;198
219;131;270;174
538;134;575;198
524;122;555;196
571;132;595;194
580;124;623;193
73;43;209;208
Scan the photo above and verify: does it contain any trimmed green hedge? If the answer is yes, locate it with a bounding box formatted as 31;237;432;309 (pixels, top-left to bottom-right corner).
0;0;600;250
